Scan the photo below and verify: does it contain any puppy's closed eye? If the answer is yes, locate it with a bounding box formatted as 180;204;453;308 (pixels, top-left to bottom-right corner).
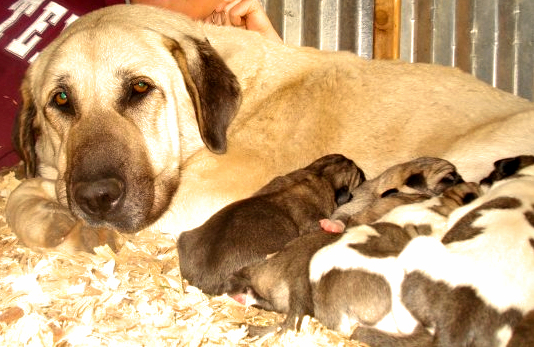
335;186;353;206
381;188;399;198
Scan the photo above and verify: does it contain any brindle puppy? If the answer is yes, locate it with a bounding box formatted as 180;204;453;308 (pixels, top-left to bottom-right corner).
178;154;364;295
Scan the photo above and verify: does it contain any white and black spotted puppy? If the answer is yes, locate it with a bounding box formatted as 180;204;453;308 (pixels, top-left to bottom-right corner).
309;181;480;337
353;155;534;347
178;154;364;295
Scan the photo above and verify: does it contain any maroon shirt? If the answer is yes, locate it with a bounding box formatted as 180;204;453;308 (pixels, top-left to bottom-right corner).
0;0;125;169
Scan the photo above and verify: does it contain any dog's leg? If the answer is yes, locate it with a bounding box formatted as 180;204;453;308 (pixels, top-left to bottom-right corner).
6;178;119;253
6;178;75;248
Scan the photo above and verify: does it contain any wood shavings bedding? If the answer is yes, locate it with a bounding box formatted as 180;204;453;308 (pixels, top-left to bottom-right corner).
0;169;362;347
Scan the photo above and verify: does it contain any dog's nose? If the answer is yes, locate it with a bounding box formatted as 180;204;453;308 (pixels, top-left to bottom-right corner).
73;177;125;218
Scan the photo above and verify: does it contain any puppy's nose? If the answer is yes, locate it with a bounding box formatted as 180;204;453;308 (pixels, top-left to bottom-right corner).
73;177;125;218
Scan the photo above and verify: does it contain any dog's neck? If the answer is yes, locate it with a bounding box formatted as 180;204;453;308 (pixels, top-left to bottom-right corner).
201;25;278;88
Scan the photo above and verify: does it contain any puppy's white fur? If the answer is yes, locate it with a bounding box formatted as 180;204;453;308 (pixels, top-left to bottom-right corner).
312;162;534;344
402;165;534;313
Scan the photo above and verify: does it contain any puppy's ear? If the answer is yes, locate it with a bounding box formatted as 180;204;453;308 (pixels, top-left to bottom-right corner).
335;186;353;206
12;75;37;178
480;155;534;185
165;36;242;154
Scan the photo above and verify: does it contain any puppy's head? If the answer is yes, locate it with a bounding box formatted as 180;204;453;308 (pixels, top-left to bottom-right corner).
223;266;285;312
12;5;241;232
304;154;366;200
375;157;463;198
480;155;534;187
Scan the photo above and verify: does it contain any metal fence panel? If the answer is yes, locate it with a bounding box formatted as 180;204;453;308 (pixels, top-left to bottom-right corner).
262;0;533;101
262;0;375;59
399;0;534;101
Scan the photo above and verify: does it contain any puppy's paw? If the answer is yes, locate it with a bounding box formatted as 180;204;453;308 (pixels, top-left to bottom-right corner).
319;219;345;233
431;182;481;217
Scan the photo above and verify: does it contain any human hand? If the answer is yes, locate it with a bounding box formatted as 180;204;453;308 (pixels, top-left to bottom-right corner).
207;0;282;43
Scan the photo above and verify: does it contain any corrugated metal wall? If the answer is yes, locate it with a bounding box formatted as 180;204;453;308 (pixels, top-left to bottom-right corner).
262;0;534;101
400;0;534;101
261;0;375;59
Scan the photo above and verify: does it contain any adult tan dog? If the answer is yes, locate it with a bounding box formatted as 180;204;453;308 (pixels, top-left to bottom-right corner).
6;4;534;252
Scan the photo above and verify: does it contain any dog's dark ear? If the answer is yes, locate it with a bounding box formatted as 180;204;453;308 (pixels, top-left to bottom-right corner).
165;37;242;154
12;76;37;178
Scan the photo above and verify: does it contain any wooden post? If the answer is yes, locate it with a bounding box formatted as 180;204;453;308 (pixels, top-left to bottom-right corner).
373;0;401;59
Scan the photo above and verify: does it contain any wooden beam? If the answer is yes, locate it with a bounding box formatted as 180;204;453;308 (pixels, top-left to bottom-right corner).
373;0;401;59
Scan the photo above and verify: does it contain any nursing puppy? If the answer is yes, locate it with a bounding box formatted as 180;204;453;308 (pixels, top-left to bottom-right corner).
320;157;465;233
7;4;534;252
480;155;534;187
224;230;341;335
178;154;364;295
310;181;480;337
352;156;534;347
224;159;472;335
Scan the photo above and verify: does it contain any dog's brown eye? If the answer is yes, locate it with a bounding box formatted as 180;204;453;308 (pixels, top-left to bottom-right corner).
133;81;149;94
54;91;69;106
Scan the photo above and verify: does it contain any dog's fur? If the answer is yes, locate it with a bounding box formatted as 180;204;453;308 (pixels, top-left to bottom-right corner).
178;154;364;295
6;4;534;252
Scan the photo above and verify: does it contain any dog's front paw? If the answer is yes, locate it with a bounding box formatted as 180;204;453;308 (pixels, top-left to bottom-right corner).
60;221;122;253
11;199;120;253
6;178;120;253
7;193;78;248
